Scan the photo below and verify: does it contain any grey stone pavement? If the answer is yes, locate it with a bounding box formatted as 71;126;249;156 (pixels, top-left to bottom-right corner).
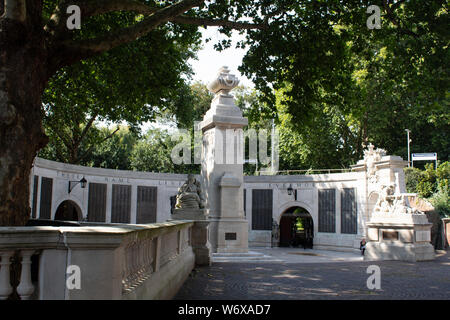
174;248;450;300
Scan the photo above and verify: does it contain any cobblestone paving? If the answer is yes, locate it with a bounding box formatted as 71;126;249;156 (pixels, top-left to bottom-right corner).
175;251;450;300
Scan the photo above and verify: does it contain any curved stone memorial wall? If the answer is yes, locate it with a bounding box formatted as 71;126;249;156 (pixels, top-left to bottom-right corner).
30;157;371;251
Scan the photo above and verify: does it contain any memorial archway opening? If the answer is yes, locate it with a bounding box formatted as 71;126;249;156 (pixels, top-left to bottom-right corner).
54;200;82;222
279;207;313;248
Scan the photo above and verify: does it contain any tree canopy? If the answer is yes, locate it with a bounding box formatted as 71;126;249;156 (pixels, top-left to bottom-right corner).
238;0;449;166
1;0;449;225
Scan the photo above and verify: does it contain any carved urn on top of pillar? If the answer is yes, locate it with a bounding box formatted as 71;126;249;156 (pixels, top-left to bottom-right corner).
198;66;249;253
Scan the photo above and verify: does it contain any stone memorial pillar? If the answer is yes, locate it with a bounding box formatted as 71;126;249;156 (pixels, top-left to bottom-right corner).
352;144;435;261
199;66;248;253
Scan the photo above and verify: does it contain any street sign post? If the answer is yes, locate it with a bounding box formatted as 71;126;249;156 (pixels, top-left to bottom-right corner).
411;153;438;168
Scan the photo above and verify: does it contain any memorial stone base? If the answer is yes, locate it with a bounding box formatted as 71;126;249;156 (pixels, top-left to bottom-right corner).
209;219;248;253
364;213;435;262
172;208;211;266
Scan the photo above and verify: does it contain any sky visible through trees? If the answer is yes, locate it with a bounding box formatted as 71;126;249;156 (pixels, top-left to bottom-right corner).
1;0;448;226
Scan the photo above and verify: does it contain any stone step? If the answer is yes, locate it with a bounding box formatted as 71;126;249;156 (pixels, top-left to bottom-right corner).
212;258;284;263
212;251;266;257
212;251;283;263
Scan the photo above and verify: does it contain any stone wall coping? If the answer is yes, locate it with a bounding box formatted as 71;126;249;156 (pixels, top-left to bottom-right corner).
199;114;248;131
243;171;361;183
0;221;193;250
367;222;432;228
34;157;364;185
351;156;407;171
33;157;191;181
375;158;407;169
366;221;433;228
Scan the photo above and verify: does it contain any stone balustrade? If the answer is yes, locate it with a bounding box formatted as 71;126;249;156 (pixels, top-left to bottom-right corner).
122;236;156;294
0;220;195;300
0;250;34;300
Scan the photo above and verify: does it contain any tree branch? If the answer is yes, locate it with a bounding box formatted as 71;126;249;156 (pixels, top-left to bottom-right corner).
76;112;98;146
4;0;26;22
49;123;73;151
262;7;285;24
45;0;157;39
170;16;266;30
77;126;120;163
383;0;419;38
61;0;203;55
78;0;157;18
48;0;266;38
391;0;407;11
54;143;67;163
44;0;71;36
49;0;269;71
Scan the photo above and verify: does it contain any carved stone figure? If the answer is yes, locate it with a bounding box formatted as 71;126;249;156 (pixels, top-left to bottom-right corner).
363;143;386;184
374;183;421;215
374;184;396;213
272;219;279;240
175;174;205;209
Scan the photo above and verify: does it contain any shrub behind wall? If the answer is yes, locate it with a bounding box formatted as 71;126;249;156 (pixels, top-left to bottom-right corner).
405;162;450;218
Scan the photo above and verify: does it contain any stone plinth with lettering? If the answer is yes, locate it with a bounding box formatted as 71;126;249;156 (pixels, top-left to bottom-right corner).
352;144;435;261
198;66;248;253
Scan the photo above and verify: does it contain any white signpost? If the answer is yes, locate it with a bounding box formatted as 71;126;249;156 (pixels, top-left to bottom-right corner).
411;153;438;168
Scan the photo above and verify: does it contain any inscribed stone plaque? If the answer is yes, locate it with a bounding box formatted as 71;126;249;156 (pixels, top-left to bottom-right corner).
415;230;431;242
136;186;157;224
225;233;237;240
31;175;39;219
243;188;246;217
318;189;336;233
382;231;399;241
39;177;53;219
341;188;357;234
87;183;107;222
111;184;132;223
252;189;273;230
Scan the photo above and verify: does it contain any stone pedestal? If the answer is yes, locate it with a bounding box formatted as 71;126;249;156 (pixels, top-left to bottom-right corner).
212;173;248;253
365;213;435;261
443;218;450;249
172;208;207;221
352;144;435;262
199;66;248;253
171;209;211;266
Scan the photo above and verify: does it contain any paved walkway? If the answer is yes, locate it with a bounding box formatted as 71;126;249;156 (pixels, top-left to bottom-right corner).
250;247;365;263
175;249;450;300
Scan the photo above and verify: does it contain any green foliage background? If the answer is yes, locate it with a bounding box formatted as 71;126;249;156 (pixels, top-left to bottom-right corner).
405;162;450;217
39;1;448;184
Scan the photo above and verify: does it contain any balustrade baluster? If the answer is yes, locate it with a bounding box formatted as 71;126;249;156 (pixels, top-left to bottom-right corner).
0;251;14;300
131;242;137;282
16;250;35;300
126;243;132;286
143;241;148;273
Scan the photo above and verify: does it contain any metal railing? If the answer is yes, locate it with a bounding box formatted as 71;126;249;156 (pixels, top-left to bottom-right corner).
253;168;352;176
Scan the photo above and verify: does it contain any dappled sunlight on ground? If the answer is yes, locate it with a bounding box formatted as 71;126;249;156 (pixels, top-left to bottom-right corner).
175;250;450;300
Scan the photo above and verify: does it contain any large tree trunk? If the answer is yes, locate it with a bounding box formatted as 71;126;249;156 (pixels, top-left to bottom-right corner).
0;15;48;226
